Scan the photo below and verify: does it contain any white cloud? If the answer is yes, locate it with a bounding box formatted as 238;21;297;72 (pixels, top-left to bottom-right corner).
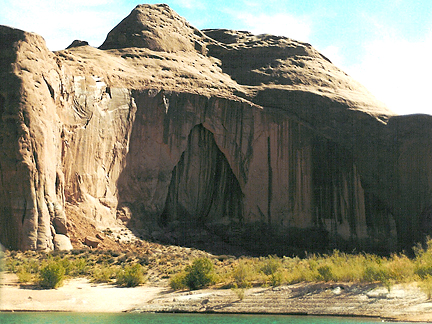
237;12;311;42
347;35;432;115
317;45;344;67
2;0;121;50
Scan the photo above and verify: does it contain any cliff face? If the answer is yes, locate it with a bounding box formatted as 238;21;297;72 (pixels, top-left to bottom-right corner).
1;4;431;253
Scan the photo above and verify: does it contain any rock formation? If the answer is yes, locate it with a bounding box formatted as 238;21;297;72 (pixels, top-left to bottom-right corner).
1;4;431;254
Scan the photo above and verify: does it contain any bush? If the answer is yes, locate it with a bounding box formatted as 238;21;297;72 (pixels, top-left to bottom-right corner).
260;255;284;286
91;265;117;283
170;272;188;290
388;254;415;282
17;268;33;283
69;258;89;276
363;264;389;282
261;255;281;276
363;263;393;292
284;258;315;283
414;240;432;279
317;264;334;281
269;271;284;287
116;263;146;287
232;259;253;288
184;257;215;290
39;261;65;289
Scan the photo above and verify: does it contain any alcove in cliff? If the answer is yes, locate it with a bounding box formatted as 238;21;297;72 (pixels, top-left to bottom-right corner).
160;124;243;228
312;136;397;251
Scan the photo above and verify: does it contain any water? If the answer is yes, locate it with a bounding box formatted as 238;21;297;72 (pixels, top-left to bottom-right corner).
0;313;410;324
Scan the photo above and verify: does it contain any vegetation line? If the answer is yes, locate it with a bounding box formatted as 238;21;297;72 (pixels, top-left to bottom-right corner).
4;239;432;297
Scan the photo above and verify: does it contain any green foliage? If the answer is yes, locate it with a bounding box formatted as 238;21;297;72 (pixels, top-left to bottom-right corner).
284;257;315;283
232;259;254;288
363;263;389;282
259;255;284;286
414;240;432;279
39;261;65;289
17;268;33;283
184;257;216;290
260;255;281;276
169;257;217;291
116;263;146;287
269;271;283;287
317;264;334;281
169;272;188;290
68;258;90;276
387;254;415;282
10;237;432;294
362;262;393;292
91;265;117;283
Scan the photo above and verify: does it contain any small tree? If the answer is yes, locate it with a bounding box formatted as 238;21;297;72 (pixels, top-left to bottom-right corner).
39;261;65;289
184;257;215;290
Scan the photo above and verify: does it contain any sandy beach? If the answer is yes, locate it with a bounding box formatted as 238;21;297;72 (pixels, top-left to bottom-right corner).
0;273;166;313
2;272;432;322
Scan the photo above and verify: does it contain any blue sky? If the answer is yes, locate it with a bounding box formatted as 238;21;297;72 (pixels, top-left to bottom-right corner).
1;0;431;115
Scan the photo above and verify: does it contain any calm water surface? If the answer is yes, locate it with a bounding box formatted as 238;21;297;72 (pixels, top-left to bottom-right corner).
0;313;413;324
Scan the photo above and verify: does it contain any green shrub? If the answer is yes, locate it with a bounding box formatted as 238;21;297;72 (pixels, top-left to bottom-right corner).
388;254;415;282
116;263;146;287
17;268;33;283
69;258;89;276
39;261;65;289
363;264;388;282
321;251;364;282
414;240;432;279
91;266;116;283
269;271;284;287
232;259;253;288
170;272;188;290
284;258;314;283
363;263;393;292
5;258;20;273
317;264;334;281
261;255;281;276
184;257;215;290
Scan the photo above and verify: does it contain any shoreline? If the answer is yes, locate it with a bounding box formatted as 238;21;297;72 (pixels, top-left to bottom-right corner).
2;273;432;322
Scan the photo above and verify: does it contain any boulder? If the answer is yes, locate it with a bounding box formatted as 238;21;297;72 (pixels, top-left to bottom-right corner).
53;234;73;251
84;236;100;248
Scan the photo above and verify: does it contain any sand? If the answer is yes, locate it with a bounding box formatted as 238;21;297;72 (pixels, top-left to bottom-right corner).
0;273;166;313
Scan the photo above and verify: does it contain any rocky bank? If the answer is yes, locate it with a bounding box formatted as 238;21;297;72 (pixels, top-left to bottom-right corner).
1;4;432;254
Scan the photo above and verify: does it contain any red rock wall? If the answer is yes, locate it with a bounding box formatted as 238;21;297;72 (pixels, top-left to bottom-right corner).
0;22;428;254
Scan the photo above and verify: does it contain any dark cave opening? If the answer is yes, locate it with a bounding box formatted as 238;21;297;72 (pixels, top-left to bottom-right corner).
159;124;244;250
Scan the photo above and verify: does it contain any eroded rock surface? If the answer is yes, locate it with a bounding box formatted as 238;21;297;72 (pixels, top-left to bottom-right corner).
1;4;431;253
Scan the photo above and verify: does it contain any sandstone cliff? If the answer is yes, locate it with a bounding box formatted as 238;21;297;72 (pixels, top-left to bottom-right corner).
1;4;431;253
